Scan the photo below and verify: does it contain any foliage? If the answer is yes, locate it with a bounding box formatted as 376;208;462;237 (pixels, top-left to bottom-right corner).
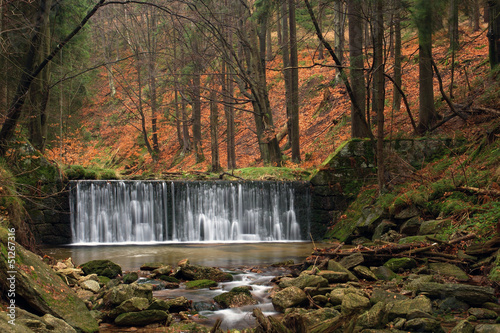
233;167;311;181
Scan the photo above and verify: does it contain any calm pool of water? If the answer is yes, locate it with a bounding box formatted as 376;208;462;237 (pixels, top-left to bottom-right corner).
42;242;322;271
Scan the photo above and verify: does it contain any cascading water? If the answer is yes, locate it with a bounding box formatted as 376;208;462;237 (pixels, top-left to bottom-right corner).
69;180;310;244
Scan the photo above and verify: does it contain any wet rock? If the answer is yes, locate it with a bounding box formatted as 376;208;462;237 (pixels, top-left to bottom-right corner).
468;307;498;319
327;260;358;281
353;265;378;281
214;286;257;308
317;270;350;283
176;264;233;282
185;279;218;289
384;257;417;272
147;299;171;312
357;302;386;328
114;310;171;326
151;265;172;277
271;286;308;312
371;266;398;281
0;227;98;333
123;272;139;284
136;279;168;290
475;324;500;333
341;292;370;314
80;279;101;293
419;219;451;235
279;273;328;289
407;281;495;306
429;262;469;282
385;295;432;321
404;317;444;333
109;297;150;318
103;283;153;307
450;319;474;333
81;260;122;279
140;262;165;271
164;296;191;313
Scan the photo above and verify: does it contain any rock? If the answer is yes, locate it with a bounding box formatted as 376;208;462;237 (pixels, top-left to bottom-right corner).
114;310;171;326
384;257;417;272
429;262;469;282
80;279;101;293
407;281;495;306
176;264;233;282
437;297;470;313
404;317;444;333
304;286;333;297
385;295;432;321
283;308;340;328
140;262;165;271
356;205;384;233
0;227;98;333
14;309;78;333
357;302;386;328
353;265;378;280
185;279;218;289
103;283;153;306
419;219;451;235
151;265;172;277
483;302;500;314
271;286;308;312
78;273;99;283
395;205;420;219
489;250;500;282
399;216;422;236
109;297;150;319
214;286;257;308
80;260;122;279
341;292;370;314
339;252;365;270
327;260;358;281
450;320;474;333
164;296;191;313
76;289;95;301
468;307;498;319
312;295;329;306
380;230;403;242
136;278;168;290
328;288;346;306
474;324;500;333
398;235;428;243
147;299;171;312
123;272;139;284
317;270;350;283
56;268;83;282
372;220;397;241
371;266;398;281
370;289;408;304
407;309;434;320
279;274;328;289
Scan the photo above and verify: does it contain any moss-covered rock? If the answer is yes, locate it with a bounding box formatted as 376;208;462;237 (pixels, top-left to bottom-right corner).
114;310;171;326
488;250;500;282
81;259;122;279
123;272;139;284
176;263;233;282
271;286;308;312
384;257;417;272
185;279;218;289
429;263;469;282
103;283;153;307
0;227;99;333
214;286;257;308
279;273;328;289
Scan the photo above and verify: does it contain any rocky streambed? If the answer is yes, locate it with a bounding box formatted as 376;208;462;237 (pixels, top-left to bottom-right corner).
1;226;500;332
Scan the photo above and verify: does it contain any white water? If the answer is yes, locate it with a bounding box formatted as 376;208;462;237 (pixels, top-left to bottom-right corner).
69;180;310;244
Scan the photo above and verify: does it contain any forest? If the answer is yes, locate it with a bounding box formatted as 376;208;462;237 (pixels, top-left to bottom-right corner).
1;0;500;332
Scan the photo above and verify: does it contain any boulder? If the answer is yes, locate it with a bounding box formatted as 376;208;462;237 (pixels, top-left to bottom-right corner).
395;205;420;219
175;264;233;282
468;307;498;319
371;266;398;281
385;295;433;321
419;219;451;235
123;272;139;284
407;281;495;306
185;279;218;289
384;257;417;272
103;283;153;306
279;274;328;289
339;252;365;270
357;302;386;328
372;220;397;241
404;318;444;333
151;265;173;277
164;296;191;313
80;279;101;293
80;260;122;279
140;262;165;271
399;216;422;236
283;308;340;328
0;227;98;333
271;286;308;312
450;320;474;333
317;270;349;283
356;205;384;233
474;324;500;333
370;289;408;304
147;299;171;312
429;262;469;282
327;260;358;281
437;297;470;313
353;265;378;281
341;292;370;314
114;310;171;326
489;250;500;282
214;286;257;308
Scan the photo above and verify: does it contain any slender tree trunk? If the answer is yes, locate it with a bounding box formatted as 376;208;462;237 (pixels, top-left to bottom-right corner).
210;86;220;172
222;11;236;169
191;37;204;163
147;7;159;159
416;0;439;133
334;0;345;81
348;0;369;138
317;0;325;60
393;0;402;114
488;0;500;69
181;96;191;153
136;52;154;158
289;0;300;163
266;19;273;61
281;1;292;149
472;0;481;31
373;0;385;193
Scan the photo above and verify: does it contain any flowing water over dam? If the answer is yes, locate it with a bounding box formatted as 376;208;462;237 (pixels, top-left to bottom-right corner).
69;180;311;245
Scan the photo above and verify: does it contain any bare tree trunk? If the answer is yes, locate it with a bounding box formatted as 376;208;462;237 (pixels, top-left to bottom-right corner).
281;1;292;150
147;6;159;159
289;0;300;163
210;85;220;172
334;0;345;81
488;0;500;69
191;36;204;163
393;0;402;113
317;0;325;60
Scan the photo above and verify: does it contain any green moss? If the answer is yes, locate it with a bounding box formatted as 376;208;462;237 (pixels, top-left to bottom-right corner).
233;167;310;181
185;279;218;289
63;165;119;180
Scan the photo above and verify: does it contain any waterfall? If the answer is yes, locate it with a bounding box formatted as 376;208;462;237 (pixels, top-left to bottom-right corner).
69;180;310;244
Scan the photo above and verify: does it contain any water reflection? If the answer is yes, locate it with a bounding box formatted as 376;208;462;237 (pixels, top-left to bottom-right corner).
42;242;320;271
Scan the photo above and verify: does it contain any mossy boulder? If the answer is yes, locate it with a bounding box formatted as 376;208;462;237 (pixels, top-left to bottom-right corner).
81;259;122;279
283;308;340;328
488;250;500;282
214;286;257;308
123;272;139;284
0;227;99;333
103;283;153;307
429;263;469;282
176;264;233;282
185;279;218;289
163;296;191;313
384;257;417;272
271;286;308;312
341;292;371;314
327;260;358;281
114;310;171;326
140;262;165;271
385;295;433;321
279;273;328;289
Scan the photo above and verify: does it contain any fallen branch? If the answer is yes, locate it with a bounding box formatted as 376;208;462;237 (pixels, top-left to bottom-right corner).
457;186;500;197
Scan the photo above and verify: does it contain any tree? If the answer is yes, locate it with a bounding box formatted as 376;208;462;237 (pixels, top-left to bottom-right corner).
488;0;500;68
392;0;402;114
